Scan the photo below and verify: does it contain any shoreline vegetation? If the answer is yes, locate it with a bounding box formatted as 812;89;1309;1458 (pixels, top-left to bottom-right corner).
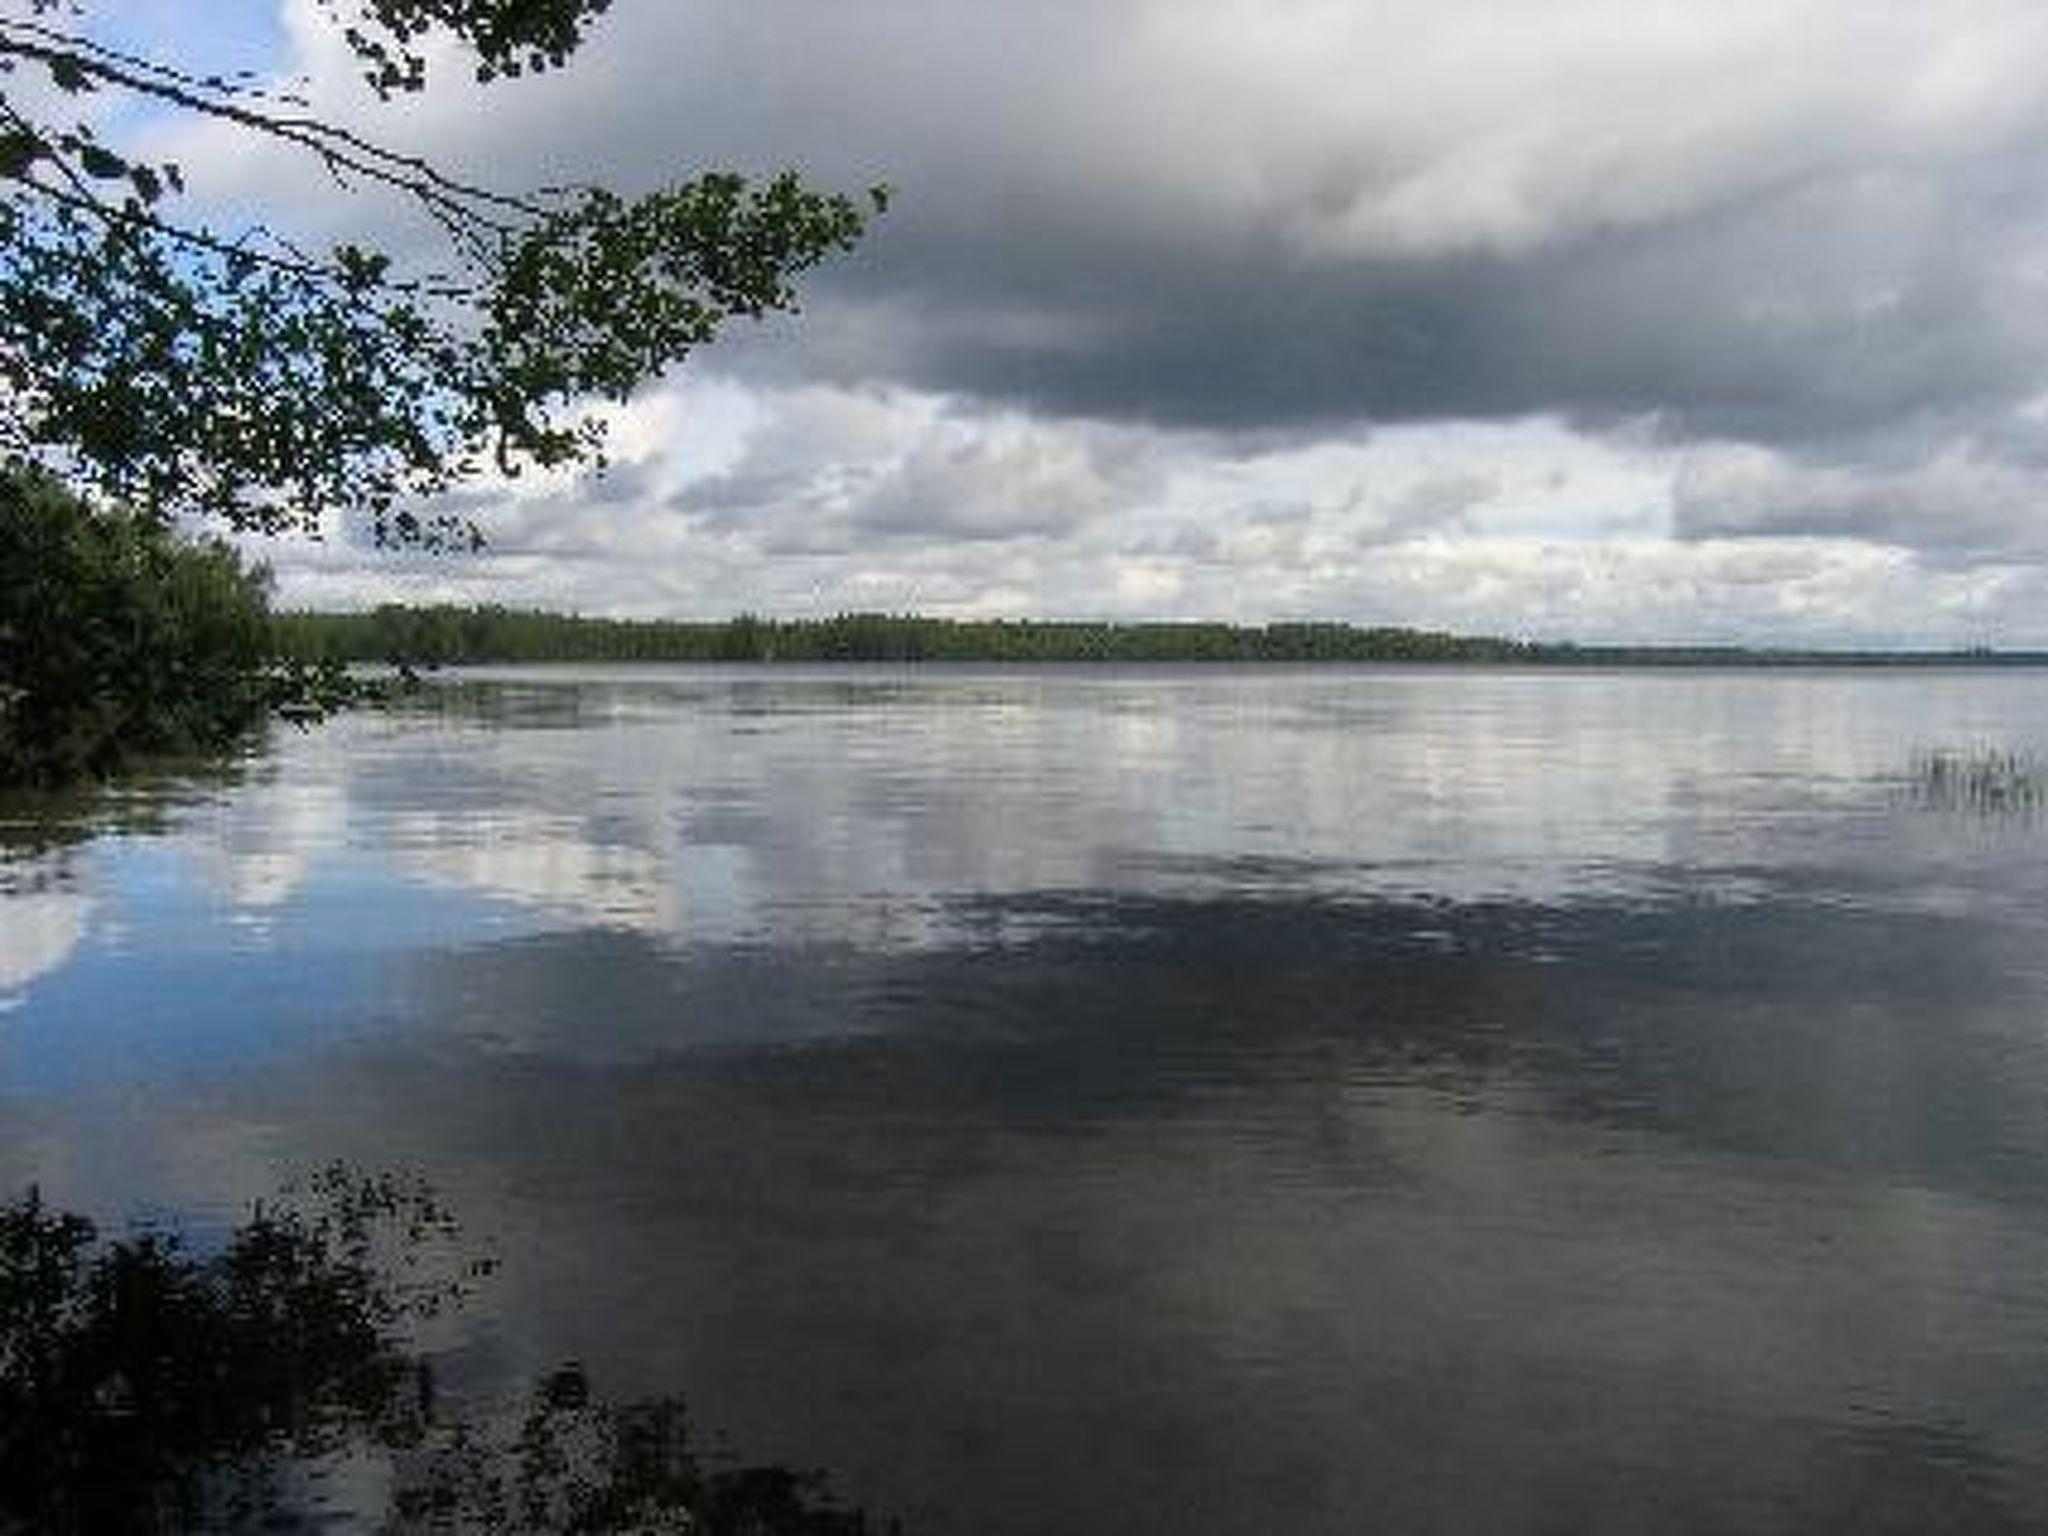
0;474;276;788
0;473;364;792
277;605;2048;669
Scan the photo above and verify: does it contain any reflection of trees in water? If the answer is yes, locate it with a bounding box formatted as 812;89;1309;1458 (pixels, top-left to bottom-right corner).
0;1169;885;1534
0;752;249;870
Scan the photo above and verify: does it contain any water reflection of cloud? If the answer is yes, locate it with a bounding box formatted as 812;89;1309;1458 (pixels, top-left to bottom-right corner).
0;889;91;1012
387;805;758;944
331;670;2048;952
13;667;2048;1005
199;775;351;912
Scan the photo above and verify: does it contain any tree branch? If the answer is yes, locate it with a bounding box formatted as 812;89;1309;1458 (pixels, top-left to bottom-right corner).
0;20;553;243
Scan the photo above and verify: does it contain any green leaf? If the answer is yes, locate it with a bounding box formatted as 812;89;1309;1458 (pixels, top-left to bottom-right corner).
46;54;93;94
0;130;42;180
77;144;127;181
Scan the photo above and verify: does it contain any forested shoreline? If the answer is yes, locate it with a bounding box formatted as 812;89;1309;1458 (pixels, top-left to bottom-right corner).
275;605;2048;668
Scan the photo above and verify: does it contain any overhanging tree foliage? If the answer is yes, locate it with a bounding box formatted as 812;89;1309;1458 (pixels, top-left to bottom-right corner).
0;0;884;547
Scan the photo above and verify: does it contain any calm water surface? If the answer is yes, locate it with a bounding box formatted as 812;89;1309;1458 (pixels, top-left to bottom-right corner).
6;665;2048;1532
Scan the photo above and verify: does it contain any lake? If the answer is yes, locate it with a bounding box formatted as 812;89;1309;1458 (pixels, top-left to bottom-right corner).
6;664;2048;1532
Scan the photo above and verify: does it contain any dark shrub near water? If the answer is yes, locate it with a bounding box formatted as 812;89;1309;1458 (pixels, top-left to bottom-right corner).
0;1175;884;1534
0;472;275;787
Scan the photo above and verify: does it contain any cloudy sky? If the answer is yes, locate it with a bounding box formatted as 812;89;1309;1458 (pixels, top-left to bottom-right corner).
121;1;2048;642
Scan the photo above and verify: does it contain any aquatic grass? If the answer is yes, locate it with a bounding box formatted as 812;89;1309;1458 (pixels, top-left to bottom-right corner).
1907;745;2048;816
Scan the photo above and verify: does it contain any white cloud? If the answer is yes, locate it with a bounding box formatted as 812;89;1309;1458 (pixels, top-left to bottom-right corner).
241;377;2048;645
1672;438;2048;558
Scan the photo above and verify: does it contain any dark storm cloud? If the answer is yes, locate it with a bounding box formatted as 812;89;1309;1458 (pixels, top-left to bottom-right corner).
303;0;2048;453
203;1;2048;464
808;159;2046;449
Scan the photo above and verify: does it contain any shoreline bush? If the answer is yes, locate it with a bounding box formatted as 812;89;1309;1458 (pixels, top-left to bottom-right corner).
0;472;275;789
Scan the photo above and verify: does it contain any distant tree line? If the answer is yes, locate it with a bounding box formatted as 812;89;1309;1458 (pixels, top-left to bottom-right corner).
273;605;2048;669
276;607;1552;665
